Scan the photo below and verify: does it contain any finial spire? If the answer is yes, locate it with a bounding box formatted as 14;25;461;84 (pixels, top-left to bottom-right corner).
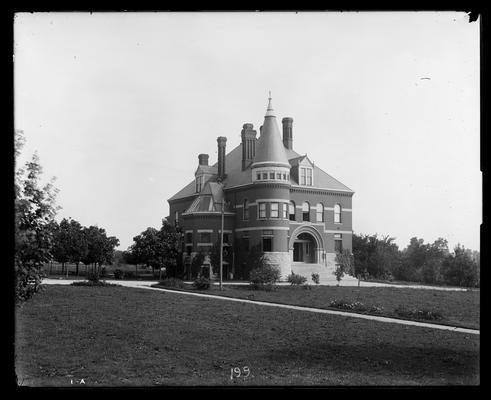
266;91;275;116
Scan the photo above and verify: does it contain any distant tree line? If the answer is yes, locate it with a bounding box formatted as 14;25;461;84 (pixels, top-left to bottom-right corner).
351;234;480;287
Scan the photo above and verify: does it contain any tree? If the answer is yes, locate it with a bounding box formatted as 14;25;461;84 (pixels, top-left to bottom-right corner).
334;249;354;285
15;130;59;301
441;244;479;287
352;234;400;280
81;225;119;275
209;240;233;276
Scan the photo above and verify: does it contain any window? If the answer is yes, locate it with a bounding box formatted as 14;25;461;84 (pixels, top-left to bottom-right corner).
276;173;282;180
241;237;250;252
257;173;261;180
175;211;179;224
307;168;312;185
262;237;272;252
243;199;249;220
300;167;313;186
262;172;268;180
283;173;286;180
269;172;275;179
185;245;192;255
223;233;229;244
199;232;211;243
258;202;267;219
271;203;279;218
289;201;296;221
334;234;343;253
185;232;193;243
282;203;288;219
316;203;324;222
195;175;203;192
334;204;342;223
302;201;310;221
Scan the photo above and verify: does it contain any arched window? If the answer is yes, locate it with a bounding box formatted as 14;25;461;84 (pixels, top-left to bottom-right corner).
302;201;310;221
174;211;179;225
243;199;249;220
316;203;324;222
289;201;296;221
334;204;342;223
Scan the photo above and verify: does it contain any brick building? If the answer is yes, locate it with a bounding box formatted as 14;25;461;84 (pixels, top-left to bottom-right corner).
168;96;354;282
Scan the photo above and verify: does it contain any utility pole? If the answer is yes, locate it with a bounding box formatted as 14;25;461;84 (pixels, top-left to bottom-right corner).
219;199;224;291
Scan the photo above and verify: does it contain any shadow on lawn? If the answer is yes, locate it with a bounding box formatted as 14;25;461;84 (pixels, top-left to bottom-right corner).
266;341;479;383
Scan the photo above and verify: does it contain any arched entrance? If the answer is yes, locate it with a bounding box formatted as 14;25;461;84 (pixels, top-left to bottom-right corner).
289;225;325;265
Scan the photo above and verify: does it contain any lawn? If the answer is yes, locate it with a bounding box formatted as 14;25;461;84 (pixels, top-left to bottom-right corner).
154;284;480;330
15;285;479;386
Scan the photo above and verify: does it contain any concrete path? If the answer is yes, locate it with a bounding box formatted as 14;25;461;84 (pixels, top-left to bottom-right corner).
42;278;479;335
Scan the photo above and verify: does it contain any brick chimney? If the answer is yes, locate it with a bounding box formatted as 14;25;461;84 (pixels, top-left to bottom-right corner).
198;153;209;166
241;123;257;170
217;136;227;181
282;117;293;150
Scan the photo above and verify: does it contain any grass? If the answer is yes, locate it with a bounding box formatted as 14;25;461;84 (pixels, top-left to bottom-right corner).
152;283;480;330
15;285;479;386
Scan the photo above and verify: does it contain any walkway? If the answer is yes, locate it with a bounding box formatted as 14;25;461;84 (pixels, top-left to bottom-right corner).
42;278;479;335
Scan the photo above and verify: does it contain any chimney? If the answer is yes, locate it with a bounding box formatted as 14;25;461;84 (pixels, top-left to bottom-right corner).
241;123;257;170
282;117;293;150
217;136;227;181
198;153;209;166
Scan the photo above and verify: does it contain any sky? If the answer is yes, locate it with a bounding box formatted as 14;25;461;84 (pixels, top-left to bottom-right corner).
14;11;481;252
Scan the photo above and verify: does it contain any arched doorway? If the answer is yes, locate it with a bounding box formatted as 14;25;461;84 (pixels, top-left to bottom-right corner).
293;233;316;263
289;225;325;265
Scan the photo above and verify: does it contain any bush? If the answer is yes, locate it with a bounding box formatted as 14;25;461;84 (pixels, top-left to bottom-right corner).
311;273;320;285
125;271;135;279
287;272;307;285
15;264;44;303
249;265;281;291
394;306;443;321
113;269;124;280
159;277;185;288
193;276;211;290
72;280;119;287
329;299;384;314
100;266;107;278
87;270;101;283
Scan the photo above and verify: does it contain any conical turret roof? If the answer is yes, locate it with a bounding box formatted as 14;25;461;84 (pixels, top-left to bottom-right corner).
252;95;290;168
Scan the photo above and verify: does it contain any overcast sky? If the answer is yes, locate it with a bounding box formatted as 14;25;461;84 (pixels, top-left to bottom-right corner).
14;11;481;252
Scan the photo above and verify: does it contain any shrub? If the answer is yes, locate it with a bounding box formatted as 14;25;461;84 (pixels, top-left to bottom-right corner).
193;276;211;290
87;270;101;283
311;273;320;285
394;306;443;321
113;269;124;280
125;271;135;279
329;299;384;314
287;272;307;285
159;277;185;288
72;280;119;287
249;265;281;291
15;265;44;303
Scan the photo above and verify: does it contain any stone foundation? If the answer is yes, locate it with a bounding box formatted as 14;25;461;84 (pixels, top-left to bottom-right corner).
262;251;291;280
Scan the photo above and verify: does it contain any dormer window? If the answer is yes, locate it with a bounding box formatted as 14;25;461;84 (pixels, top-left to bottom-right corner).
195;175;204;192
300;167;313;186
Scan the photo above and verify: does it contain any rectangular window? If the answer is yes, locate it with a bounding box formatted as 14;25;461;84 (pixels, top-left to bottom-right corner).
262;237;272;252
282;173;286;180
241;237;249;252
195;175;203;192
223;233;229;244
335;240;343;253
262;230;273;236
199;232;211;243
258;202;267;219
269;172;275;179
185;232;193;243
307;168;312;186
270;203;279;218
282;203;288;219
300;167;306;185
276;173;281;180
257;173;261;180
186;245;192;255
262;172;268;180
